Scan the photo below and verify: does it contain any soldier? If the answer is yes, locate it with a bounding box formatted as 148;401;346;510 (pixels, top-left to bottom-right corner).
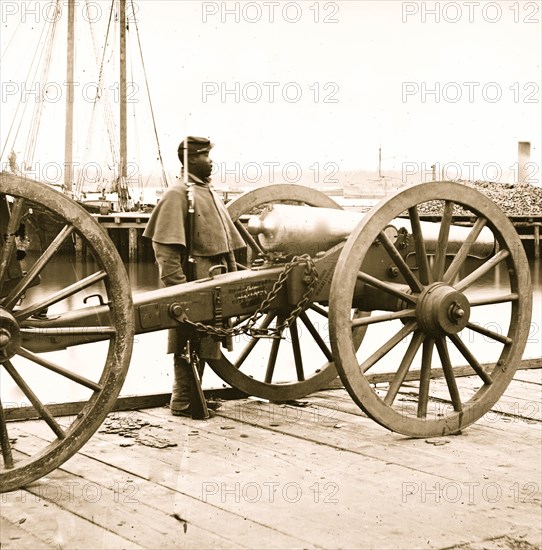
143;136;245;418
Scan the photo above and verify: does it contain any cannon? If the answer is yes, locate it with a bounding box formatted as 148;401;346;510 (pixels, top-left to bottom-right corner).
0;173;532;492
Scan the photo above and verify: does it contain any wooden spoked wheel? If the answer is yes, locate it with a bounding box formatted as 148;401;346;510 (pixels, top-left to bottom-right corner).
0;174;134;492
329;182;532;437
207;184;368;401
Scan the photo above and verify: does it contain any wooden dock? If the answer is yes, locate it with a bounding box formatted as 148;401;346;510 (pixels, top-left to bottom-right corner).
2;367;541;549
75;212;153;263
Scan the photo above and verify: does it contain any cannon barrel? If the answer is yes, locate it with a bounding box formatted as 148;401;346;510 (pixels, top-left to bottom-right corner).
247;204;495;258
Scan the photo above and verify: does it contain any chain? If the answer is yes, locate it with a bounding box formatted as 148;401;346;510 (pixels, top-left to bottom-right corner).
183;254;319;339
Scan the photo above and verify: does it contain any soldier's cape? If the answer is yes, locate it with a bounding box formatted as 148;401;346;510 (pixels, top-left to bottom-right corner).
143;174;245;256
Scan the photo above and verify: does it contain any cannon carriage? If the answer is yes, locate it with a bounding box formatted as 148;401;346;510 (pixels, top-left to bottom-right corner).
0;173;532;492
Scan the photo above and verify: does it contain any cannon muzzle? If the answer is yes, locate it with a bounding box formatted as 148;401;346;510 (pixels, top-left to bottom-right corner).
247;204;495;258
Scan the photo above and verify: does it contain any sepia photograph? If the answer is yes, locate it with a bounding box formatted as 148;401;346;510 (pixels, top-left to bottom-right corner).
1;1;541;548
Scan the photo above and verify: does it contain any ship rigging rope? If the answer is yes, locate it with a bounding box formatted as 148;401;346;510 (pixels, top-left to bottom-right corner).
24;7;60;170
0;19;22;63
2;0;167;198
76;0;119;198
130;0;170;189
128;29;144;200
0;1;59;163
101;3;121;164
94;0;120;165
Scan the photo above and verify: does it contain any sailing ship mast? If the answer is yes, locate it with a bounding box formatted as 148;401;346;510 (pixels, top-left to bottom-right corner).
118;0;129;210
2;0;168;208
64;0;129;210
64;0;75;194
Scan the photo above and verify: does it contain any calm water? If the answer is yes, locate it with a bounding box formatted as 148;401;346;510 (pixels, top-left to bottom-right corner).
2;256;541;406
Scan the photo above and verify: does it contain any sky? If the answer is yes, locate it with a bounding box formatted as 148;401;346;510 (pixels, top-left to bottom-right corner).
0;0;541;187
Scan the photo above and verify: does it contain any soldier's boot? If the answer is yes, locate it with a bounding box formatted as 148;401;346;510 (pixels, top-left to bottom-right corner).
171;348;215;419
170;355;192;416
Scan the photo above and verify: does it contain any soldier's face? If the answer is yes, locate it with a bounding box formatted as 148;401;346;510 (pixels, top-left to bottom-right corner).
189;152;213;179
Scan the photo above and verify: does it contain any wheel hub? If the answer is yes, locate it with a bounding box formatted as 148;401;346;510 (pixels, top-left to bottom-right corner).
0;307;21;362
416;283;470;336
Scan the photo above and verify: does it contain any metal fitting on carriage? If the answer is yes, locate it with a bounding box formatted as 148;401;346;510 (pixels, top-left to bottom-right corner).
169;303;188;322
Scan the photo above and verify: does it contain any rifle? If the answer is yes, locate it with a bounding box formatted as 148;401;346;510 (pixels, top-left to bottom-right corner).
184;139;196;281
182;140;209;419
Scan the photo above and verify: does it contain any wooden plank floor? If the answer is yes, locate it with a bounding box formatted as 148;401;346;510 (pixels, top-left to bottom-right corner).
1;369;541;550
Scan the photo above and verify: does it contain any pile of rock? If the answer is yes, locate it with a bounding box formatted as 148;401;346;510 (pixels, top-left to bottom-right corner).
465;181;542;216
417;181;542;217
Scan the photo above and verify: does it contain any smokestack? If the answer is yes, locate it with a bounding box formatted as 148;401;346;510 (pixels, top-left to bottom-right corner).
518;141;531;185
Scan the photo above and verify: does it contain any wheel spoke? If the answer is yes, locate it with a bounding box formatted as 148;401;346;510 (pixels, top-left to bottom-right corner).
14;270;108;322
351;309;415;328
360;320;417;373
417;337;435;418
2;360;66;439
443;217;487;284
309;303;329;318
0;397;15;469
234;312;275;369
449;334;493;384
468;292;518;307
299;311;333;361
235;220;265;257
3;224;75;310
432;200;454;281
384;330;425;406
454;249;509;292
0;197;25;294
16;347;103;391
408;206;432;285
435;337;462;412
357;271;417;305
264;316;284;383
289;320;305;381
467;322;513;345
378;230;423;292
